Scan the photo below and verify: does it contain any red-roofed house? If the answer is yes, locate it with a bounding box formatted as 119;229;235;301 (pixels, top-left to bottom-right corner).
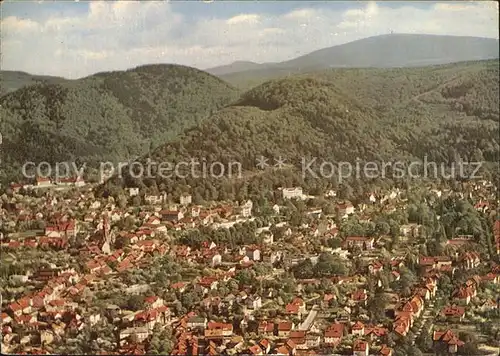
17;297;32;314
278;321;293;337
351;321;365;336
353;339;369;356
441;306;466;322
289;330;307;350
249;344;263;355
160;210;184;222
433;330;464;354
461;252;480;270
379;344;393;356
9;303;23;317
474;201;489;212
324;323;344;346
393;315;411;337
259;339;271;354
365;326;387;340
452;286;476;305
205;322;233;339
275;345;291;356
258;321;275;336
144;296;164;310
368;260;384;274
170;282;187;293
482;273;499;284
345;236;374;250
336;202;354;219
351;289;368;306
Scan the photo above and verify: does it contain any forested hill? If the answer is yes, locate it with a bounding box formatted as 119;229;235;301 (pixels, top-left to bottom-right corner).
111;60;499;201
0;64;240;182
0;70;67;96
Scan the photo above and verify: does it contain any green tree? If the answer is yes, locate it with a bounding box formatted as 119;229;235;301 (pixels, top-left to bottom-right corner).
366;291;389;322
126;295;145;311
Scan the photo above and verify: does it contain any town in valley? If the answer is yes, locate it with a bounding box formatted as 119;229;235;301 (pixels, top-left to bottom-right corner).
1;1;499;355
1;174;499;355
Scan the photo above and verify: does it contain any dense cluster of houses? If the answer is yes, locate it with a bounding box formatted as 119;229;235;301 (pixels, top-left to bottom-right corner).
1;178;499;354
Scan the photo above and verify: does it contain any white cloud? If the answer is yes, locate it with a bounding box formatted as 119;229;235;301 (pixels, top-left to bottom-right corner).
283;9;317;20
226;14;261;25
1;1;498;78
2;16;39;34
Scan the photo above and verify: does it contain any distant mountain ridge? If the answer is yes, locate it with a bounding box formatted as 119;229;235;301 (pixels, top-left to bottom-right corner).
206;34;500;87
4;34;498;95
206;61;264;76
280;34;499;69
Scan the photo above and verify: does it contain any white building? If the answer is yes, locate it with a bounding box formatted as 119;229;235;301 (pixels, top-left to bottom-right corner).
119;327;149;346
145;193;167;205
128;188;139;197
180;194;192;206
262;231;274;244
57;176;85;187
212;254;222;267
282;187;304;200
241;200;253;217
36;177;52;187
326;190;337;197
336;203;355;219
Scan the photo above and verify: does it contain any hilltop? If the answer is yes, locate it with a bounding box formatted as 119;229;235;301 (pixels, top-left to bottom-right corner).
206;61;264;76
0;70;67;96
214;34;500;88
0;64;240;182
110;60;499;200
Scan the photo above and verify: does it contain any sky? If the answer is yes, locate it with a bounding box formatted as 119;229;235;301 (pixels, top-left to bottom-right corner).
1;1;498;79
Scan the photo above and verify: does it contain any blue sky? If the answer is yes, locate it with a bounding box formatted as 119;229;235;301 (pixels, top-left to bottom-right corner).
1;1;498;78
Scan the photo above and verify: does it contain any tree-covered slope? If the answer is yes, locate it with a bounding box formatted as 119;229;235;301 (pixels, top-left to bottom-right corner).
111;60;499;200
151;60;500;165
0;64;240;181
150;76;395;166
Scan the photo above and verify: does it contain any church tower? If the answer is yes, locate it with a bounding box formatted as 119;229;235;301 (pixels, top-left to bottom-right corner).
101;214;112;254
